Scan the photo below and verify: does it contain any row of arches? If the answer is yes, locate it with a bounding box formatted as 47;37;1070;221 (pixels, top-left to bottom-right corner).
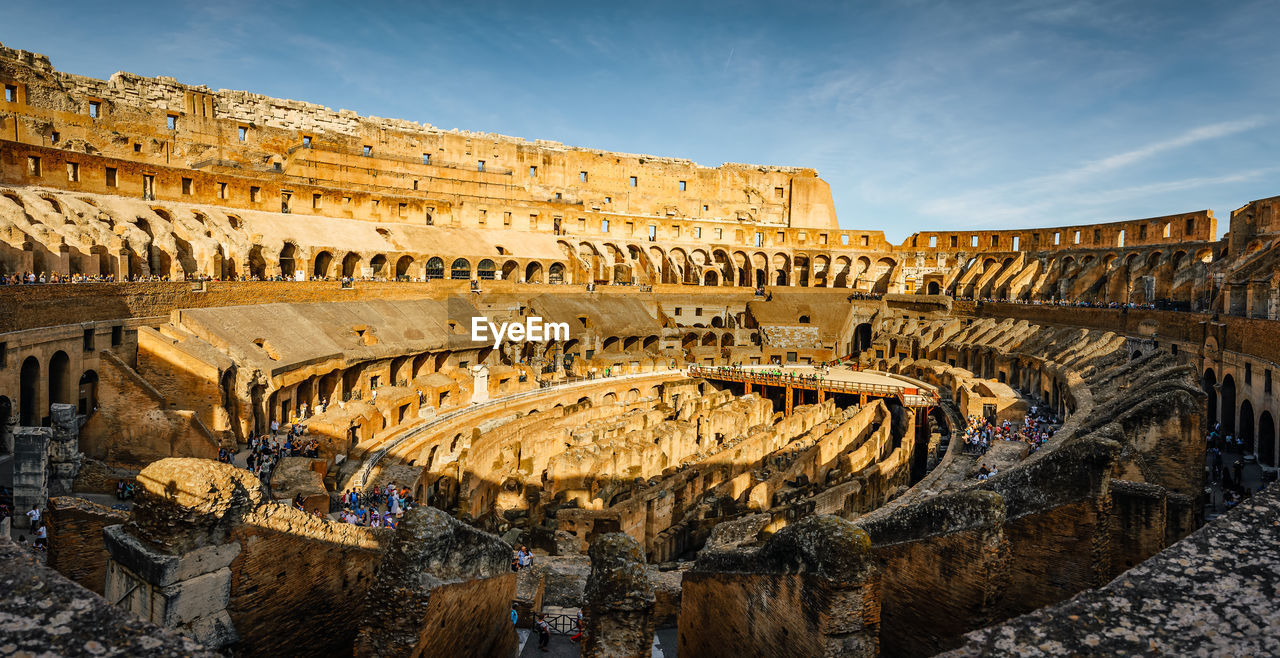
1204;368;1279;466
10;352;98;427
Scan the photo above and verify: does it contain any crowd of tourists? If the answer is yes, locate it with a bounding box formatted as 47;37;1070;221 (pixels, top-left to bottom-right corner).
229;423;320;486
335;482;414;528
962;406;1057;465
1206;423;1257;510
956;295;1160;310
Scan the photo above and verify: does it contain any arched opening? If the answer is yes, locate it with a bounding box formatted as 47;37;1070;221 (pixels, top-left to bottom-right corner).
425;257;444;280
279;243;297;279
341;252;361;278
852;323;873;356
369;254;387;278
49;351;71;408
525;261;544;283
1259;411;1276;468
395;255;414;280
1239;399;1255;454
248;245;266;279
1203;368;1218;427
313;250;333;279
548;262;566;284
20;357;39;426
501;259;519;281
78;370;99;416
477;259;496;280
703;270;718;286
451;258;471;280
1220;374;1237;435
927;281;941;295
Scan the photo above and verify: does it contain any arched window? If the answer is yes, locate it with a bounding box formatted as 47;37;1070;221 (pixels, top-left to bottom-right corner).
450;258;471;280
425;257;444;279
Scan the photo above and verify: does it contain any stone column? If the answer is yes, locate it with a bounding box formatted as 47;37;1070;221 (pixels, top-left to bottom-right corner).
582;533;655;658
47;403;82;497
12;426;51;530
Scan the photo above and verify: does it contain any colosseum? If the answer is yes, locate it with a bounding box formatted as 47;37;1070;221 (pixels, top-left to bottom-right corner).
1;40;1279;657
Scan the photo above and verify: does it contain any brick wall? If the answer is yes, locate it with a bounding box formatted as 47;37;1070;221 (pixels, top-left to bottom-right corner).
46;496;128;594
225;511;388;656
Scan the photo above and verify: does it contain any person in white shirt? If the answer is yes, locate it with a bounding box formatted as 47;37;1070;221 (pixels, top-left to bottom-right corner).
26;506;40;526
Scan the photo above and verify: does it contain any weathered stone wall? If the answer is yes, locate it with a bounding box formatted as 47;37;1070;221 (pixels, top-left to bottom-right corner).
46;496;128;594
103;458;389;655
582;533;655;658
679;515;881;658
856;490;1007;657
79;350;220;466
353;506;516;658
945;483;1280;657
0;538;219;657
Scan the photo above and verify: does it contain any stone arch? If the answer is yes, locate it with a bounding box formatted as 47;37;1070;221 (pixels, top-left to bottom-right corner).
703;270;719;286
450;258;471;280
548;262;566;284
279;242;298;279
49;350;71;407
525;261;544;283
78;370;99;416
313;250;334;278
1260;411;1276;468
369;254;388;278
20;356;40;425
501;259;519;281
477;259;496;280
342;252;362;278
247;245;266;279
425;256;445;279
395;255;414;280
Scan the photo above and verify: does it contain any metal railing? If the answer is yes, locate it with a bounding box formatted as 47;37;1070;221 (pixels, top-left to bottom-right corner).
687;365;940;404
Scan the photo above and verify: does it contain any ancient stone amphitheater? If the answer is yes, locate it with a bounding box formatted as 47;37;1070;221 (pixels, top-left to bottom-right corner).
2;42;1278;657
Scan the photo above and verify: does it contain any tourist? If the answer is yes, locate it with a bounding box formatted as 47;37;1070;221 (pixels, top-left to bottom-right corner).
26;505;40;527
535;613;552;652
518;545;533;569
570;609;584;642
33;523;48;551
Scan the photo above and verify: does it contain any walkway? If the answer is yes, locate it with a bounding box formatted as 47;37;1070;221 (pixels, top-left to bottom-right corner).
689;364;940;410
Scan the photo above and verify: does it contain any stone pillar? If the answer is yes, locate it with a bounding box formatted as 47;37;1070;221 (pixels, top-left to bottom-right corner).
582;533;655;658
47;403;82;497
12;426;51;530
471;365;490;404
353;506;516;657
101;459;260;650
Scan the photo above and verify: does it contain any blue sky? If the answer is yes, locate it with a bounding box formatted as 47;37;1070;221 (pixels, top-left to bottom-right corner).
7;0;1278;242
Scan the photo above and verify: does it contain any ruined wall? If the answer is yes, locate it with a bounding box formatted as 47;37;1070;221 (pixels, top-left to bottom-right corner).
103;458;389;655
679;515;881;658
353;506;516;658
46;495;129;594
79;351;219;466
856;490;1008;657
